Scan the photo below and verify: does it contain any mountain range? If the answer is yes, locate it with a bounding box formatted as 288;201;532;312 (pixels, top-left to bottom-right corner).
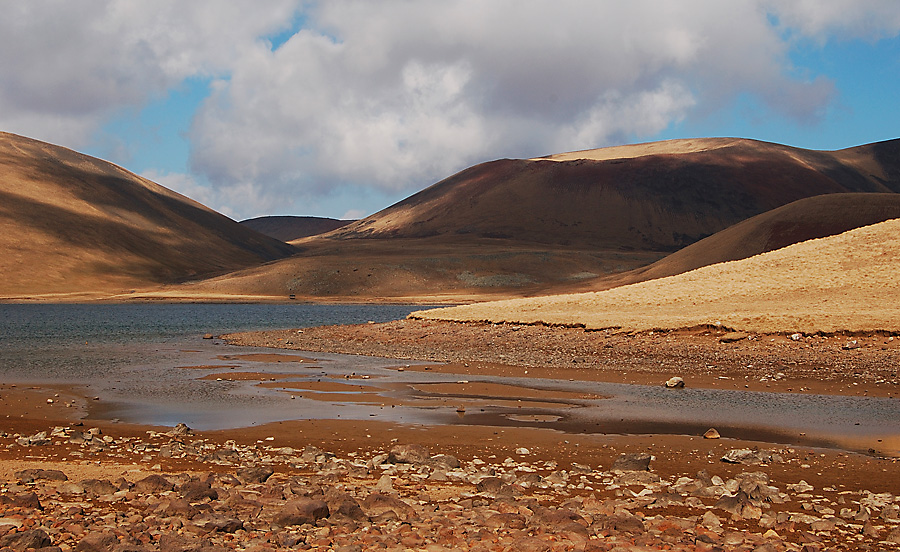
1;131;898;302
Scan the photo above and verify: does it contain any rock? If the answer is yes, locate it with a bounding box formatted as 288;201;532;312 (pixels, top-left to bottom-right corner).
720;332;749;343
664;376;685;388
0;492;42;510
15;468;68;483
842;340;860;350
704;428;721;439
387;443;430;464
179;480;218;502
166;423;193;437
79;479;119;497
56;482;85;495
202;334;214;339
273;498;330;527
508;536;551;552
0;529;52;550
485;513;526;529
325;489;368;522
134;474;174;493
428;454;460;469
198;515;244;533
612;452;652;471
236;466;274;484
787;480;814;493
374;474;393;494
715;491;752;516
515;447;531;455
361;492;415;520
721;448;783;465
75;532;118;552
888;527;900;544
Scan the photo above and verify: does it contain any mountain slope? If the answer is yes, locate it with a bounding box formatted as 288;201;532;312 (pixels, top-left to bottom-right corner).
582;192;900;291
165;137;900;302
240;216;353;242
330;138;900;252
411;217;900;333
0;132;296;297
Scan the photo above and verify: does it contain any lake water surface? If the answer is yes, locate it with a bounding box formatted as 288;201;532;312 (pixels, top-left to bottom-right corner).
1;304;897;456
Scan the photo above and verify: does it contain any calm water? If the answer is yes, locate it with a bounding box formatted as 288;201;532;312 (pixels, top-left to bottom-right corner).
0;304;897;455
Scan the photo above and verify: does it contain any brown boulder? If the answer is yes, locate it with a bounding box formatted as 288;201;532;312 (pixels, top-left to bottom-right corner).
612;452;652;471
236;466;274;484
361;492;415;520
387;443;429;464
134;475;174;493
0;529;52;550
273;498;330;527
75;532;118;552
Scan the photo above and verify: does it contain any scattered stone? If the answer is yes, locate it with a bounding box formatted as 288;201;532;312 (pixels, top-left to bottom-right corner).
15;468;68;483
612;452;652;471
236;465;274;484
704;428;721;439
274;498;330;527
166;422;193;437
387;443;430;464
721;448;783;465
664;376;685;388
134;474;174;493
0;529;52;550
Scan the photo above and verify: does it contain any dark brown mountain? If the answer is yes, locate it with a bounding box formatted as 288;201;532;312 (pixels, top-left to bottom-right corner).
331;137;900;251
172;137;900;302
583;192;900;292
240;216;353;242
0;132;296;298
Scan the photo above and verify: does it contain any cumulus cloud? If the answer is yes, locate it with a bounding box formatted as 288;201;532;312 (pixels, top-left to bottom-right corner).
766;0;900;41
188;0;861;214
3;1;900;219
0;0;300;146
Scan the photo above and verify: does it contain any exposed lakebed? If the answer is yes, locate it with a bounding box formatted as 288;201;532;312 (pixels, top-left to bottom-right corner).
0;304;897;456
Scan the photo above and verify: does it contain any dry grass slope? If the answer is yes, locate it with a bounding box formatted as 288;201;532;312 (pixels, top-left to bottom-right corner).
411;218;900;334
0;132;295;298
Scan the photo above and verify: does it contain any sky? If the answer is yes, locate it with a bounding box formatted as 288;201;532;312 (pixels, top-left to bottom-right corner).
1;1;899;221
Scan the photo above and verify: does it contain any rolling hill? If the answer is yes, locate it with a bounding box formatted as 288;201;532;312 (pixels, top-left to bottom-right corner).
410;217;900;334
164;137;900;302
0;132;296;299
240;215;353;242
579;192;900;292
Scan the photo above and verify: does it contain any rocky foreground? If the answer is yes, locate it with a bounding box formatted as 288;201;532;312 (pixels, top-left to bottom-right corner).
1;424;899;552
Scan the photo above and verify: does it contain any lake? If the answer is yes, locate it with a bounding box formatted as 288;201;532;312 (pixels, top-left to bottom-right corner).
0;304;897;456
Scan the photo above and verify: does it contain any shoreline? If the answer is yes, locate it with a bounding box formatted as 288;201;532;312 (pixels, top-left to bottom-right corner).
1;319;898;550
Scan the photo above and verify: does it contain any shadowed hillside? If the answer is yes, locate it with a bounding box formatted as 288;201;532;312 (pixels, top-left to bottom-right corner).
411;217;900;334
330;138;900;251
577;192;900;292
240;216;353;242
163;138;900;302
0;132;296;298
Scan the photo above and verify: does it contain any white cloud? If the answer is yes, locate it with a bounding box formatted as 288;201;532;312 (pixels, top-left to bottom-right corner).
0;0;301;147
3;1;900;220
189;0;863;217
765;0;900;41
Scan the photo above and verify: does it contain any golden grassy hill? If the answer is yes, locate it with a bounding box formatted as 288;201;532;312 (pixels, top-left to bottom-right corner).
0;132;296;299
162;138;900;302
573;192;900;293
411;218;900;334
